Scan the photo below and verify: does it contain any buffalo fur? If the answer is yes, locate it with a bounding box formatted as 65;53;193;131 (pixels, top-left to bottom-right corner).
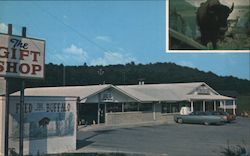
197;0;234;49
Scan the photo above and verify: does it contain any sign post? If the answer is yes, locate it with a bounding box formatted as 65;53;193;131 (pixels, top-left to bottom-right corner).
19;27;26;156
4;24;12;156
0;24;45;156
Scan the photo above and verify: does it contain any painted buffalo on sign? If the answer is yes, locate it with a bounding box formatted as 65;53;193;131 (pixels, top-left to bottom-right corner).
197;0;234;49
39;117;50;128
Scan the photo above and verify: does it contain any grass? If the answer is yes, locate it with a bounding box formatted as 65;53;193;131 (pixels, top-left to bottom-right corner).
221;145;248;156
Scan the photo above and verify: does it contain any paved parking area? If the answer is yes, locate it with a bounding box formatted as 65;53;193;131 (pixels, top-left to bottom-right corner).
77;117;250;156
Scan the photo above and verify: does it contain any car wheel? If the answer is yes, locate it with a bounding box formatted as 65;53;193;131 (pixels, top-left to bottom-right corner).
204;122;209;125
177;118;183;124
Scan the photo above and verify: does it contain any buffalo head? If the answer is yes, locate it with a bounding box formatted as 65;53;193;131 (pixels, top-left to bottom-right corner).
197;1;234;49
207;3;234;34
39;117;50;128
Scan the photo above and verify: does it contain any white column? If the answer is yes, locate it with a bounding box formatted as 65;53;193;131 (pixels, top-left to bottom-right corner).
97;93;101;125
190;101;194;112
220;100;223;108
213;101;216;111
233;100;236;115
223;100;226;112
122;103;124;112
97;103;100;124
203;101;206;112
104;103;107;124
153;103;156;120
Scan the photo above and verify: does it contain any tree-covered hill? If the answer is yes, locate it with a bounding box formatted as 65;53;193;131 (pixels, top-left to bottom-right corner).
19;62;250;96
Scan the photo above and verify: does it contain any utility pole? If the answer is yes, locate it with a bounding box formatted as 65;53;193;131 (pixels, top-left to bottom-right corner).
63;65;66;86
97;68;105;84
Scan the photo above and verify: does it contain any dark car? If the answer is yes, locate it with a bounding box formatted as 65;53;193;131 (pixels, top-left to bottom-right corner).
174;111;226;125
209;111;236;122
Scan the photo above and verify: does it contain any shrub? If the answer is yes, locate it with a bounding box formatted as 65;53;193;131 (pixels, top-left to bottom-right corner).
221;145;248;156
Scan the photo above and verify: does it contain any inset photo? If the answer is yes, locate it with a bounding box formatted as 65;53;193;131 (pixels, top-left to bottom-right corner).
166;0;250;52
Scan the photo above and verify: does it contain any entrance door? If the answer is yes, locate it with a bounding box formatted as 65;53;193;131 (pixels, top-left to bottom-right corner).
99;104;105;123
79;103;98;125
194;101;203;111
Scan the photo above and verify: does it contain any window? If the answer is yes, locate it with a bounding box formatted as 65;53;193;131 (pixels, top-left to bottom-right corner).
196;85;210;95
139;103;152;112
124;103;138;112
102;92;113;102
171;103;180;113
162;103;170;113
162;103;180;113
106;103;122;113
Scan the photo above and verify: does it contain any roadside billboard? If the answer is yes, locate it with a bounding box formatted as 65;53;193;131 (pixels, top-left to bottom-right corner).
0;96;77;155
0;33;45;79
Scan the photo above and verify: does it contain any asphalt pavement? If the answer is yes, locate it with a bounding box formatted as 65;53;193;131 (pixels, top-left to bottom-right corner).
76;117;250;156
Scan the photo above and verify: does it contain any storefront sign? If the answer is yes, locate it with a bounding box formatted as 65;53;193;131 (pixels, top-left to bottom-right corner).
0;33;45;79
15;102;71;113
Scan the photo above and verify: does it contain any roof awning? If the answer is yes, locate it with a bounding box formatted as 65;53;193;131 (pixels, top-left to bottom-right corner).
186;94;234;101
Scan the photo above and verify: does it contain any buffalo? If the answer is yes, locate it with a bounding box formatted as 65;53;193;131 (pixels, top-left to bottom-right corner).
39;117;50;128
197;0;234;49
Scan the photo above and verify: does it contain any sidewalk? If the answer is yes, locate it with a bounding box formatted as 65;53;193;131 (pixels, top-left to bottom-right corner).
74;147;166;156
77;121;170;132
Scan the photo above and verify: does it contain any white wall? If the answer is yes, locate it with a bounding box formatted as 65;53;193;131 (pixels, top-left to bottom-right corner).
0;97;5;156
106;111;154;125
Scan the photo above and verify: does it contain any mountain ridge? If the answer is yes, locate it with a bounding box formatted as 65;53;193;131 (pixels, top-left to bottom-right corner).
20;62;250;96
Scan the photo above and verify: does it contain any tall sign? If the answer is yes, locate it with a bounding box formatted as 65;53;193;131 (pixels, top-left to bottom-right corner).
0;25;45;156
0;33;45;79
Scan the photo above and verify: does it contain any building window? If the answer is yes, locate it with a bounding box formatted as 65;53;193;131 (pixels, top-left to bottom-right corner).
124;102;138;112
106;103;122;113
162;103;170;113
102;92;113;102
162;103;180;113
139;103;152;112
196;85;210;95
171;103;180;113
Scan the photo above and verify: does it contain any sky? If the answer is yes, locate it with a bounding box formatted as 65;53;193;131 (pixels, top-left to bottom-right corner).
0;1;249;80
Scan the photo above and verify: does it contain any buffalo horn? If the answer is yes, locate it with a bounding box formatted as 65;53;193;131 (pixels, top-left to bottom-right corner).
230;3;234;13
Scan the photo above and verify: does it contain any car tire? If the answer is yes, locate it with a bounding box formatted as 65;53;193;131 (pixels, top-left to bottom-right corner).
204;122;209;125
177;118;183;124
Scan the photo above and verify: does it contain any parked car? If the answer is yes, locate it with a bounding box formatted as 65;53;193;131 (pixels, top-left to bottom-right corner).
174;111;226;125
209;111;236;122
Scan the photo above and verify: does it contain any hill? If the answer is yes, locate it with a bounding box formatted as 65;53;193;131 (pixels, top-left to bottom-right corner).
19;62;249;95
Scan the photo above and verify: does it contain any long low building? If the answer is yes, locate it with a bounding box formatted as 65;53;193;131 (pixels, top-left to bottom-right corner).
16;82;236;125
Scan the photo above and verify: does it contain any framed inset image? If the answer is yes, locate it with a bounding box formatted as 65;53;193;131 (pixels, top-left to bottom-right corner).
166;0;250;52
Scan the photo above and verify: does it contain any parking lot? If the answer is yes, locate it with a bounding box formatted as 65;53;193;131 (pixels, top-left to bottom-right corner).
77;117;250;156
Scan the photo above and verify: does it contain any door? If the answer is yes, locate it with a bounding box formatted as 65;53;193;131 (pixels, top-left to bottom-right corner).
99;104;106;123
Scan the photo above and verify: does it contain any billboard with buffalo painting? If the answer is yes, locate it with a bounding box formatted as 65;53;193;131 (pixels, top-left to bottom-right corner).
5;96;77;155
166;0;250;52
